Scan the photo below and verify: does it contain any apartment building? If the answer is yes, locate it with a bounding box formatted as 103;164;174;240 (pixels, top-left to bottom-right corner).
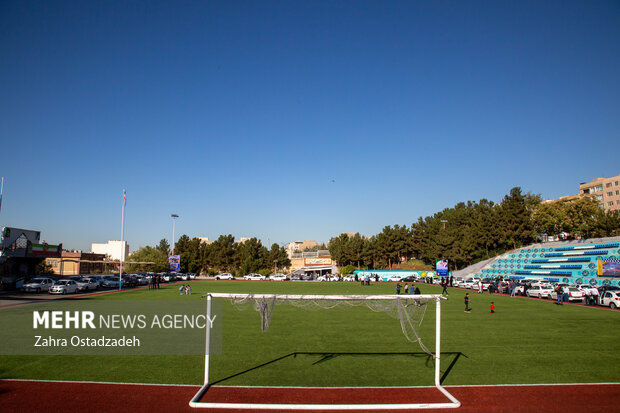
579;173;620;212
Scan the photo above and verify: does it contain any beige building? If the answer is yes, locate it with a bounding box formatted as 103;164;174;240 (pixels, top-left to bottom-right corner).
285;240;319;258
196;237;214;245
46;251;106;276
579;174;620;212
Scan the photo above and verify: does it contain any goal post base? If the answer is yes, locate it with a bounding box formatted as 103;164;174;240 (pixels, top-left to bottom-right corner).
189;384;461;410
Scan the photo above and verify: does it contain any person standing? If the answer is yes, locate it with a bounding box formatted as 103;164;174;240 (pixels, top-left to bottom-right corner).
464;293;471;312
441;278;449;295
562;286;570;304
404;283;409;294
584;287;591;305
555;285;563;305
396;283;401;295
490;302;495;314
449;275;454;287
591;287;600;305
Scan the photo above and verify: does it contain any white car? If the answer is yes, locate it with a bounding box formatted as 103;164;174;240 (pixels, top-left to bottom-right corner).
244;273;266;281
526;284;554;299
343;275;356;282
49;279;78;294
461;278;479;289
270;273;288;281
387;275;403;282
21;277;54;293
600;291;620;309
76;277;99;291
549;287;584;302
216;273;235;280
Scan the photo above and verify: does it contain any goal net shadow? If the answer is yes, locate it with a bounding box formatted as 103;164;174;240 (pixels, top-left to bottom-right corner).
190;293;461;410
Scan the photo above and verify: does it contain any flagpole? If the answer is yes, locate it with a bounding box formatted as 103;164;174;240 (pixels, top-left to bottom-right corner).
119;190;126;291
0;176;4;215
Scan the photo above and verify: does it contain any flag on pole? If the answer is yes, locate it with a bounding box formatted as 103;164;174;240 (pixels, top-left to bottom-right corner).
123;190;126;207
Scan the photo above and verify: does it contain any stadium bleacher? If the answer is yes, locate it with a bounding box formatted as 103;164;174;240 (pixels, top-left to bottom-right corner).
468;238;620;287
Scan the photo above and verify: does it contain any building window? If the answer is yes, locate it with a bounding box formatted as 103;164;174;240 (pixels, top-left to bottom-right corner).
608;192;614;197
607;183;613;188
616;190;619;195
610;202;615;206
595;185;603;192
596;195;603;201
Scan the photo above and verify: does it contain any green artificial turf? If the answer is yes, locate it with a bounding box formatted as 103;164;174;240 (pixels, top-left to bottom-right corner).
1;280;618;387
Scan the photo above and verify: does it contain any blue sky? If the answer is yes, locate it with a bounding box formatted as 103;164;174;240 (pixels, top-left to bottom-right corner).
1;1;618;252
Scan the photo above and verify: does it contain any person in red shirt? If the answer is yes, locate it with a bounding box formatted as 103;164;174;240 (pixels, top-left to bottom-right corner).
490;302;495;314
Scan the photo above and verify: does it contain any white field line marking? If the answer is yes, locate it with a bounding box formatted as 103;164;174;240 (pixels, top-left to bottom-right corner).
2;378;618;388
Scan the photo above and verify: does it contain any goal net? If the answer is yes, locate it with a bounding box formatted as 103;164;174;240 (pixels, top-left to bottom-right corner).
190;293;460;410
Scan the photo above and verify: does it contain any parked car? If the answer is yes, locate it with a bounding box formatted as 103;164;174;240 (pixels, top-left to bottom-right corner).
121;275;137;287
49;279;78;294
460;278;477;289
76;277;99;291
243;273;266;281
598;286;620;296
177;273;190;281
526;284;554;299
480;278;493;291
102;276;120;288
549;287;584;302
135;275;149;285
600;291;620;309
215;273;235;280
342;275;356;282
21;277;55;293
87;275;105;287
386;275;403;282
401;275;419;282
513;279;538;296
270;273;288;281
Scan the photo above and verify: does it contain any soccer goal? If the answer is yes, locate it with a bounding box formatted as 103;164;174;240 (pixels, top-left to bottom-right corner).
189;293;460;410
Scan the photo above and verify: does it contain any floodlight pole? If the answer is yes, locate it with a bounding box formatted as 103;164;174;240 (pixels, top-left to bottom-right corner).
171;214;179;254
119;190;126;291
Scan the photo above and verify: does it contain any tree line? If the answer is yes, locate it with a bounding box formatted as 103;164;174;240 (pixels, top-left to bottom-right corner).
126;187;620;275
328;187;620;271
126;235;290;275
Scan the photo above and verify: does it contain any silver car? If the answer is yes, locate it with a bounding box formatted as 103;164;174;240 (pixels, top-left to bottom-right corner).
21;277;54;293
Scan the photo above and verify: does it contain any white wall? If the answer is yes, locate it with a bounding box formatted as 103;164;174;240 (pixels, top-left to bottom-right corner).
91;240;129;261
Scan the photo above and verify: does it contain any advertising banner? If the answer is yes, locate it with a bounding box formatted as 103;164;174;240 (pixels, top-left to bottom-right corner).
168;255;180;272
598;257;620;277
436;260;449;277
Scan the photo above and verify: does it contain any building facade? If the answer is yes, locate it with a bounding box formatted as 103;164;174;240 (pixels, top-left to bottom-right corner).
579;174;620;212
285;240;319;258
46;251;106;276
91;240;129;261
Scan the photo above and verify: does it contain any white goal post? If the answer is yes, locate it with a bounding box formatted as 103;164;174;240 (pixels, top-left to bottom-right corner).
190;293;461;410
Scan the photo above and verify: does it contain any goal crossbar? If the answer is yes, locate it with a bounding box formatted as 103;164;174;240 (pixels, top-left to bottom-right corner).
190;293;460;410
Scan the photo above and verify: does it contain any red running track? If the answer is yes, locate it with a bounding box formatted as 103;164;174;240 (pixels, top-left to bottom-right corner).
1;380;619;413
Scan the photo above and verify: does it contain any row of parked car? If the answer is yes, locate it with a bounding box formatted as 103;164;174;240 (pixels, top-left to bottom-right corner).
19;272;198;294
214;273;289;281
452;276;620;309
